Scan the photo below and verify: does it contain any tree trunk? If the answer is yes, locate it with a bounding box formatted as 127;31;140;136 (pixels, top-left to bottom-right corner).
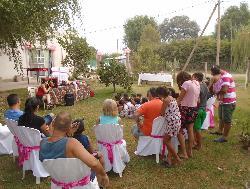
204;62;208;78
245;57;250;89
113;83;116;92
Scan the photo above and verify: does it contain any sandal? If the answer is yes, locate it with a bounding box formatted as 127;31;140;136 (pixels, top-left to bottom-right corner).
209;131;222;135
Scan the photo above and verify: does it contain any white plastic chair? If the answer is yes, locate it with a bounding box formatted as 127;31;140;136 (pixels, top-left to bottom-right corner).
202;96;216;130
0;123;14;155
27;86;37;97
93;124;130;177
4;118;19;160
134;116;179;163
17;126;49;184
43;158;99;189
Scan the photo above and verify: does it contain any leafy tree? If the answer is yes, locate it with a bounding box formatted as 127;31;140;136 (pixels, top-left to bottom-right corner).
157;36;231;71
159;15;200;42
124;15;157;52
132;24;162;72
0;0;80;73
58;31;94;78
233;25;250;73
215;3;250;40
97;59;132;92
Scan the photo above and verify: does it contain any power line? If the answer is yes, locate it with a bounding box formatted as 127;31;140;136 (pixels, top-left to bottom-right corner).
82;0;218;35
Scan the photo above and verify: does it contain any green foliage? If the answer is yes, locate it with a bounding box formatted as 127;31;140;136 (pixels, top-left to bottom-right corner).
97;59;132;92
239;119;250;149
215;2;250;40
159;15;200;42
124;15;157;52
132;25;162;73
157;36;231;71
0;0;80;73
232;25;250;70
58;31;95;78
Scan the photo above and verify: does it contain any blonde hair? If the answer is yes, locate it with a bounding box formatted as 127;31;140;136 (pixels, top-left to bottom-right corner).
102;99;118;116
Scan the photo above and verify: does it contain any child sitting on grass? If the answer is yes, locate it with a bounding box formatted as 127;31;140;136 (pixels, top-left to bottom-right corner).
156;87;182;167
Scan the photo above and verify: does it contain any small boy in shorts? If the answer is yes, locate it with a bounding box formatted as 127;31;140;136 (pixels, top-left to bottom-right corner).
192;72;208;150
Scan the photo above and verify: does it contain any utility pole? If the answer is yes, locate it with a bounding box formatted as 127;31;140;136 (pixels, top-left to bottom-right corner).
182;3;218;71
230;19;233;66
216;0;221;66
116;39;119;53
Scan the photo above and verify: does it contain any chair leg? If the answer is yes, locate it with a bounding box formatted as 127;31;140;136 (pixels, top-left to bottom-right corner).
156;153;160;164
36;177;40;184
22;169;25;180
119;172;122;177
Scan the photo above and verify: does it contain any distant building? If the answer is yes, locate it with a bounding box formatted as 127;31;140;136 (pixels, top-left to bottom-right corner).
0;38;66;80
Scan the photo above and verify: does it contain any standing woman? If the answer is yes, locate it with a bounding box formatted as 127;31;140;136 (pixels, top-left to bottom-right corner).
18;97;50;137
176;71;200;158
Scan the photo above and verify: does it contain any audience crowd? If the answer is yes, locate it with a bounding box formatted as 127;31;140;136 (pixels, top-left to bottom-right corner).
3;65;236;187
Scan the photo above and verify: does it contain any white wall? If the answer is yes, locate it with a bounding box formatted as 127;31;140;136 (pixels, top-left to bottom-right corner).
0;49;29;80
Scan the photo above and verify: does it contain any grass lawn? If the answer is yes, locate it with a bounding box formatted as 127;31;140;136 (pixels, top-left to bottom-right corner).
0;79;250;189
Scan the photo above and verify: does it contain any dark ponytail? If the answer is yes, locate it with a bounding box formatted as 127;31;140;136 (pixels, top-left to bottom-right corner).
23;97;40;123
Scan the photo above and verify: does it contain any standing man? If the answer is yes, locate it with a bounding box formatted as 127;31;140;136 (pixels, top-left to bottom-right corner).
132;88;163;138
210;66;236;142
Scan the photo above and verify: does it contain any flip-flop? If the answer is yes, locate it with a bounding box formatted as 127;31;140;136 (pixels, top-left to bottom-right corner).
161;161;173;168
214;137;228;143
210;131;223;135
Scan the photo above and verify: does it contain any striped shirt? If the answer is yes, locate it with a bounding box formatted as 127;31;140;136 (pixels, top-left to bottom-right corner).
220;71;236;104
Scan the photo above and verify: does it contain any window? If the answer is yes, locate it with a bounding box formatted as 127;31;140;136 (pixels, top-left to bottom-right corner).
35;49;45;64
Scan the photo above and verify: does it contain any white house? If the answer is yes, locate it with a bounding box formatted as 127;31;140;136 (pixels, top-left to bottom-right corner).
0;38;66;80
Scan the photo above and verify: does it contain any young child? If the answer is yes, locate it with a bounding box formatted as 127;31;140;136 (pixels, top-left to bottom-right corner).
192;72;208;150
176;71;200;158
97;99;121;125
136;93;142;101
156;87;182;167
141;97;148;104
134;97;141;110
71;119;104;181
122;94;135;118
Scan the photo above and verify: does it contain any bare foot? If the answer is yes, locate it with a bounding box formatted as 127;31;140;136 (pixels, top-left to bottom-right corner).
193;145;202;151
187;150;193;158
172;158;182;166
178;153;189;160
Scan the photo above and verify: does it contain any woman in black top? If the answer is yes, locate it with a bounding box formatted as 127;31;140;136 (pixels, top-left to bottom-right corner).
18;97;50;136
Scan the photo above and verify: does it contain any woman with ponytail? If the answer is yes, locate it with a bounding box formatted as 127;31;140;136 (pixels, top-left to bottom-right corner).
18;97;50;136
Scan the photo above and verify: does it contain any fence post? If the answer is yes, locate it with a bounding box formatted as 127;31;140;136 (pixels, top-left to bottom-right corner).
245;57;250;89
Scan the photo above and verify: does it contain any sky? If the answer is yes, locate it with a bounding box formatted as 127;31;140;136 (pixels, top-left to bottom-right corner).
77;0;248;54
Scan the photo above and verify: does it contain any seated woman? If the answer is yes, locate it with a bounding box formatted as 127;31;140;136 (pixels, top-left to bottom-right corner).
97;99;121;125
18;97;50;137
36;80;58;108
39;112;109;187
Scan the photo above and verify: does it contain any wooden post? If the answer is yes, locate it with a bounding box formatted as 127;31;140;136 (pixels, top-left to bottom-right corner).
182;3;218;71
245;57;250;89
216;0;221;66
205;62;208;78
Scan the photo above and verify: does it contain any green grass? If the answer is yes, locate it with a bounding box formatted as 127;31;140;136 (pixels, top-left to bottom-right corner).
0;80;250;189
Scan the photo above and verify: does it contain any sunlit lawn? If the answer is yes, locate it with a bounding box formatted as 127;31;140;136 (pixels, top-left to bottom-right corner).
0;79;250;189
